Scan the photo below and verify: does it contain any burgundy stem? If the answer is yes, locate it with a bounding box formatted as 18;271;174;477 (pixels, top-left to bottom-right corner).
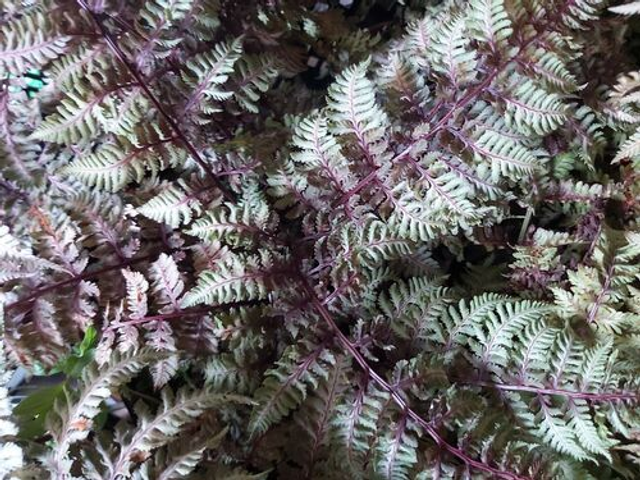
105;300;258;331
334;0;577;210
5;253;157;313
299;275;529;480
75;0;234;202
469;381;639;402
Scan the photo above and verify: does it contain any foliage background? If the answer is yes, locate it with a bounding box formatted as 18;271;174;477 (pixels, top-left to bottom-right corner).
1;1;639;479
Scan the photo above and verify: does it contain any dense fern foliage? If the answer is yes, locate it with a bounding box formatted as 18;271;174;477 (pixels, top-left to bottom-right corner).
1;0;640;478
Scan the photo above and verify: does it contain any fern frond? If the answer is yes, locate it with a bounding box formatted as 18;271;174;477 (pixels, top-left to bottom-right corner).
47;350;161;475
378;53;429;111
204;354;256;394
156;428;227;480
430;16;477;88
97;90;150;138
32;84;125;145
568;399;615;460
292;356;345;476
180;37;243;117
563;0;603;28
552;229;640;329
327;59;389;161
0;224;51;283
426;293;512;349
405;15;437;69
62;134;184;191
291;114;355;194
66;190;139;259
459;299;553;372
8;298;66;367
48;44;109;88
537;402;591;461
32;214;87;275
512;320;560;382
381;277;452;343
463;128;538;181
249;343;335;435
149;253;184;312
2;1;638;478
138;179;203;228
139;0;195;32
379;276;447;324
528;49;578;93
373;418;419;480
109;388;249;479
341;218;415;269
503;78;567;135
232;55;279;113
122;269;150;320
266;161;312;217
0;92;44;184
187;186;275;247
387;174;479;241
613;128;640;163
330;384;389;477
180;250;277;307
610;1;640;15
468;0;513;48
491;326;626;461
0;11;69;73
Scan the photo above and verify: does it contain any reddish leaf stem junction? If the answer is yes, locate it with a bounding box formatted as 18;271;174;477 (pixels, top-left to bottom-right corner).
75;0;234;202
299;275;530;480
5;253;156;313
333;1;577;209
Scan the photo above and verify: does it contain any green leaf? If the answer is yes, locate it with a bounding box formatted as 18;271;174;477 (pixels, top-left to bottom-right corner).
14;383;64;439
49;325;97;377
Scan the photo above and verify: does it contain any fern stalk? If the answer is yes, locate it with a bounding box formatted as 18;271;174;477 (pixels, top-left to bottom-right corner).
468;381;640;402
299;275;530;480
5;252;159;313
75;0;234;202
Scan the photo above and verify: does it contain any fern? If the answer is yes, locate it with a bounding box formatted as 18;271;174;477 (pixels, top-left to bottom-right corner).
180;37;243;118
610;1;640;15
138;179;203;228
2;1;639;479
430;16;478;89
373;418;419;480
468;0;513;48
249;342;336;435
149;253;184;312
107;389;248;479
32;83;126;145
232;55;280;113
467;129;538;181
327;59;389;163
291;113;355;196
0;10;69;74
62;132;184;191
187;185;276;246
503;78;567;136
47;350;161;476
153;428;227;480
330;383;390;477
387;175;480;241
553;229;640;330
180;251;278;307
